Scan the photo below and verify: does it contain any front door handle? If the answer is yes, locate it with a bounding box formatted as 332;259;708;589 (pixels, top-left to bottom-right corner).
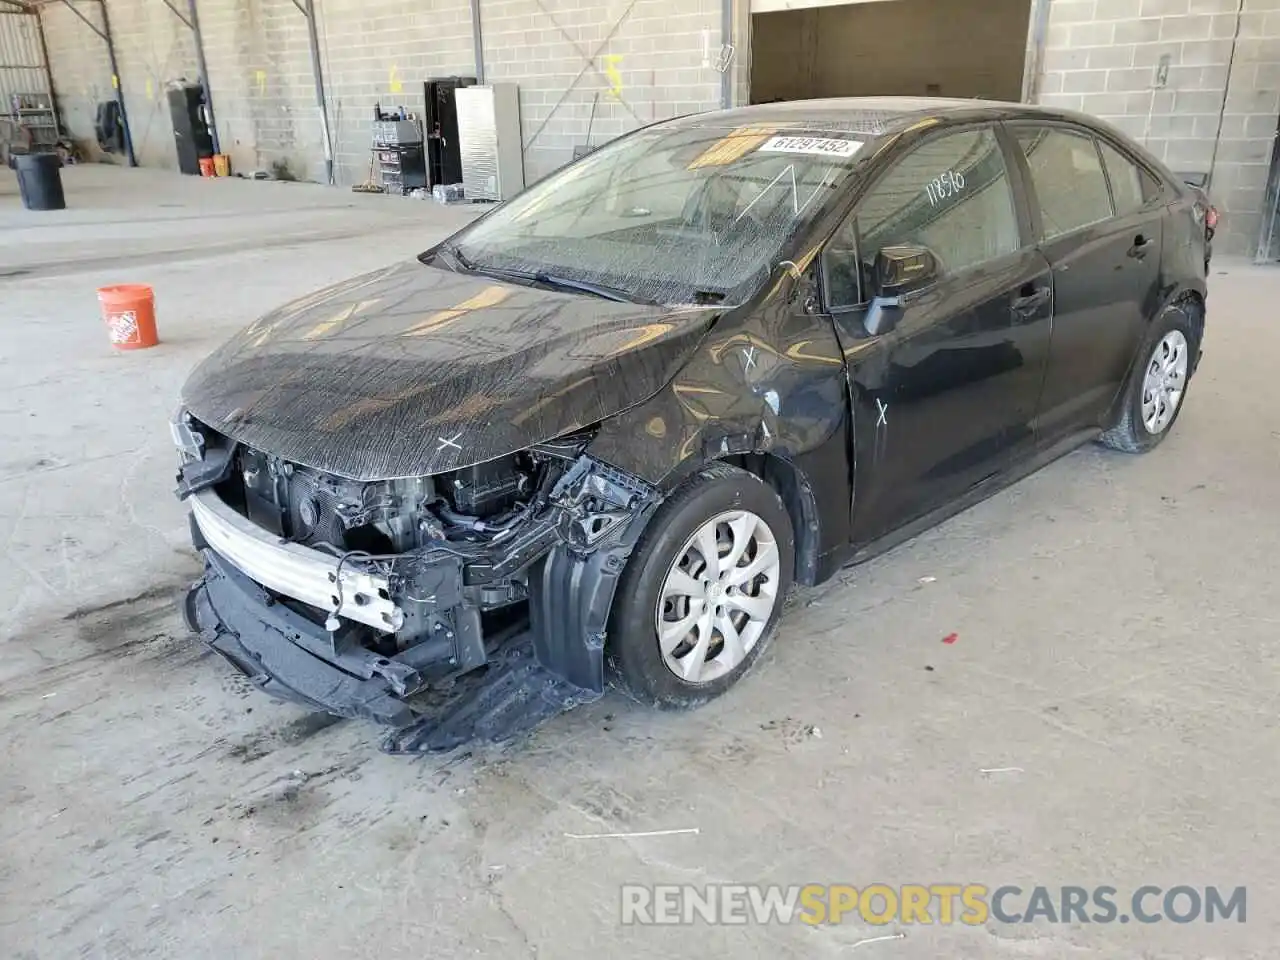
1012;287;1051;316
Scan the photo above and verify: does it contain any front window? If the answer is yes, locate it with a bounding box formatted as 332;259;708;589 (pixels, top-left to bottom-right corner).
446;126;865;305
823;126;1020;310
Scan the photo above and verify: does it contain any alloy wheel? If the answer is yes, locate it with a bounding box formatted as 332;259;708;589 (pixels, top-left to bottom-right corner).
1141;330;1189;435
654;510;782;684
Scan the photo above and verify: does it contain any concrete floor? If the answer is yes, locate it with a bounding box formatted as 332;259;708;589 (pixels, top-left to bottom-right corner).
1;165;1276;960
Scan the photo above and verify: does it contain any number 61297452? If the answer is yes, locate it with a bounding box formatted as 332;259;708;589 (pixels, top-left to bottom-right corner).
926;170;966;207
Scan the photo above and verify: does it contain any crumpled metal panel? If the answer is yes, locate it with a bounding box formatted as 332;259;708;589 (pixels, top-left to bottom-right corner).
180;260;717;481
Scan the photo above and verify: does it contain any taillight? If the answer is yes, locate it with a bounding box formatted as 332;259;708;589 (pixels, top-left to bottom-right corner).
1205;206;1219;230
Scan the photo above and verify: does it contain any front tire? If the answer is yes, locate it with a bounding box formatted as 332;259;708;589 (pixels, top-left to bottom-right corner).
1099;303;1199;454
606;463;795;708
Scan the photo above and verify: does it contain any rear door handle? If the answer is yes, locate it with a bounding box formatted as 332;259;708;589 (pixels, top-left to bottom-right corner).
1012;287;1051;316
1128;234;1155;258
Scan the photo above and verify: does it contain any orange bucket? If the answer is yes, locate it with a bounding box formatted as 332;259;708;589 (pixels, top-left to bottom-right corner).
212;153;231;177
198;156;216;177
98;284;159;350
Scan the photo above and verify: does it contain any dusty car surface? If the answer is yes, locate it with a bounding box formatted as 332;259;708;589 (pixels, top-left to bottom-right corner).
174;97;1210;751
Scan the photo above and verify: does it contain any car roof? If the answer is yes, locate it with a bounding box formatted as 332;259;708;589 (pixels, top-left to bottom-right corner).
666;96;1083;138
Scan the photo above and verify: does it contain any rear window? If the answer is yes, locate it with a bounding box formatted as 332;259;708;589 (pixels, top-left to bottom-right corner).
1099;140;1146;216
1140;167;1165;204
1014;126;1113;241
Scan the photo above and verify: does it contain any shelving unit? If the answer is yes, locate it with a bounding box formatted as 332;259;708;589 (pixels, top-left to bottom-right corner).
3;92;59;154
372;118;426;196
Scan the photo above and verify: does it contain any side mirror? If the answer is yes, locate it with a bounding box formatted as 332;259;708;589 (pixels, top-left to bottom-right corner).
872;245;940;298
863;245;939;336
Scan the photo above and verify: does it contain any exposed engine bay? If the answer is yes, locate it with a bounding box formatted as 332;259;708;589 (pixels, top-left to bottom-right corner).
175;413;661;750
235;446;539;555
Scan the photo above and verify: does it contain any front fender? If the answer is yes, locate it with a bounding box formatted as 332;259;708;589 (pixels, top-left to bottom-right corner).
588;295;853;561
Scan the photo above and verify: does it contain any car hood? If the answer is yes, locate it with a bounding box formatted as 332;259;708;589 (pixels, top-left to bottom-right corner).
180;260;719;480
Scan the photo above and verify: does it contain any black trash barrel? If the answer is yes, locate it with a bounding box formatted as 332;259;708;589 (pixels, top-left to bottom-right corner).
14;153;66;211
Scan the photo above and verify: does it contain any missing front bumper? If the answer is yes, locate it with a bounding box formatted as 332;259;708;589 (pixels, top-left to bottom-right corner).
189;487;404;632
187;551;419;727
187;548;605;752
180;453;662;751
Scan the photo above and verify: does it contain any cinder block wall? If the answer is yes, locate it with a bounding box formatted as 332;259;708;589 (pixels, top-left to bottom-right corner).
481;0;723;183
41;0;725;187
1038;0;1280;256
42;0;475;183
43;0;199;168
197;0;330;183
316;0;475;185
39;3;113;161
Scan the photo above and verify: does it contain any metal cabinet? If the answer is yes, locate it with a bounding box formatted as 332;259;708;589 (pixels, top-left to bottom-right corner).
456;84;524;202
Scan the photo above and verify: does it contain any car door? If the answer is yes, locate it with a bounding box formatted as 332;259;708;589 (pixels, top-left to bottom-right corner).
821;124;1053;545
1007;123;1165;443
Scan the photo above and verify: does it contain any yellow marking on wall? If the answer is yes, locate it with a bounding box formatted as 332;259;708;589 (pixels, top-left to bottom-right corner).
603;54;623;99
389;64;403;94
403;286;511;337
145;77;154;101
112;74;119;89
687;125;775;169
255;69;268;97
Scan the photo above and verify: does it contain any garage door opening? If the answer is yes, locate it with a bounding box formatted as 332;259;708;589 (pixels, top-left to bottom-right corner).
749;0;1032;105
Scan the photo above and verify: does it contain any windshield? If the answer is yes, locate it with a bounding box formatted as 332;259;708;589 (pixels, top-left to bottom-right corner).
447;126;865;305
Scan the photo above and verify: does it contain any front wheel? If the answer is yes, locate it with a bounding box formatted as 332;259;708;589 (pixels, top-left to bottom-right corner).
606;464;795;708
1099;304;1199;454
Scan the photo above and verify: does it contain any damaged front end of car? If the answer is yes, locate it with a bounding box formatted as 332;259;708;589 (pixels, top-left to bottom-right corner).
174;412;660;753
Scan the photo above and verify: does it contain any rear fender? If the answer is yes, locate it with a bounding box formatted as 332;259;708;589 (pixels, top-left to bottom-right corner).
1104;287;1206;427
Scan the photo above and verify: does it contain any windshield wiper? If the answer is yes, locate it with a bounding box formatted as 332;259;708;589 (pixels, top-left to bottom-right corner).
477;265;654;305
429;247;655;305
526;271;656;305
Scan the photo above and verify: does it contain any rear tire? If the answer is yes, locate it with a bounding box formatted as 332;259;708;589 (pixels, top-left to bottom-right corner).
606;463;795;709
1099;303;1200;454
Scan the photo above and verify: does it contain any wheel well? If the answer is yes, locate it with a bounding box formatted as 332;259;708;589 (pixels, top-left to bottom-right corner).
719;453;820;587
1173;290;1206;370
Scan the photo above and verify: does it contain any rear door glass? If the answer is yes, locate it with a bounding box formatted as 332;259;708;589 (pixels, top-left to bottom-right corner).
1099;140;1147;216
1139;167;1165;204
1014;127;1114;241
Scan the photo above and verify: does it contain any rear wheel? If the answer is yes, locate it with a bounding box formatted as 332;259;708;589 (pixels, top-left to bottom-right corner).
1099;304;1199;454
606;464;794;708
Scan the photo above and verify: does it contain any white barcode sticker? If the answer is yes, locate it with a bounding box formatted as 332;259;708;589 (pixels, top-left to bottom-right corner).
757;136;862;158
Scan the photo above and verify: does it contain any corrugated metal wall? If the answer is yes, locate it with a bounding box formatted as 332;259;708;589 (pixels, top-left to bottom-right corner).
1;7;57;148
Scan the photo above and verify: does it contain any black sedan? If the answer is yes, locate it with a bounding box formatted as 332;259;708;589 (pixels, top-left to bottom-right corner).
174;97;1209;750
